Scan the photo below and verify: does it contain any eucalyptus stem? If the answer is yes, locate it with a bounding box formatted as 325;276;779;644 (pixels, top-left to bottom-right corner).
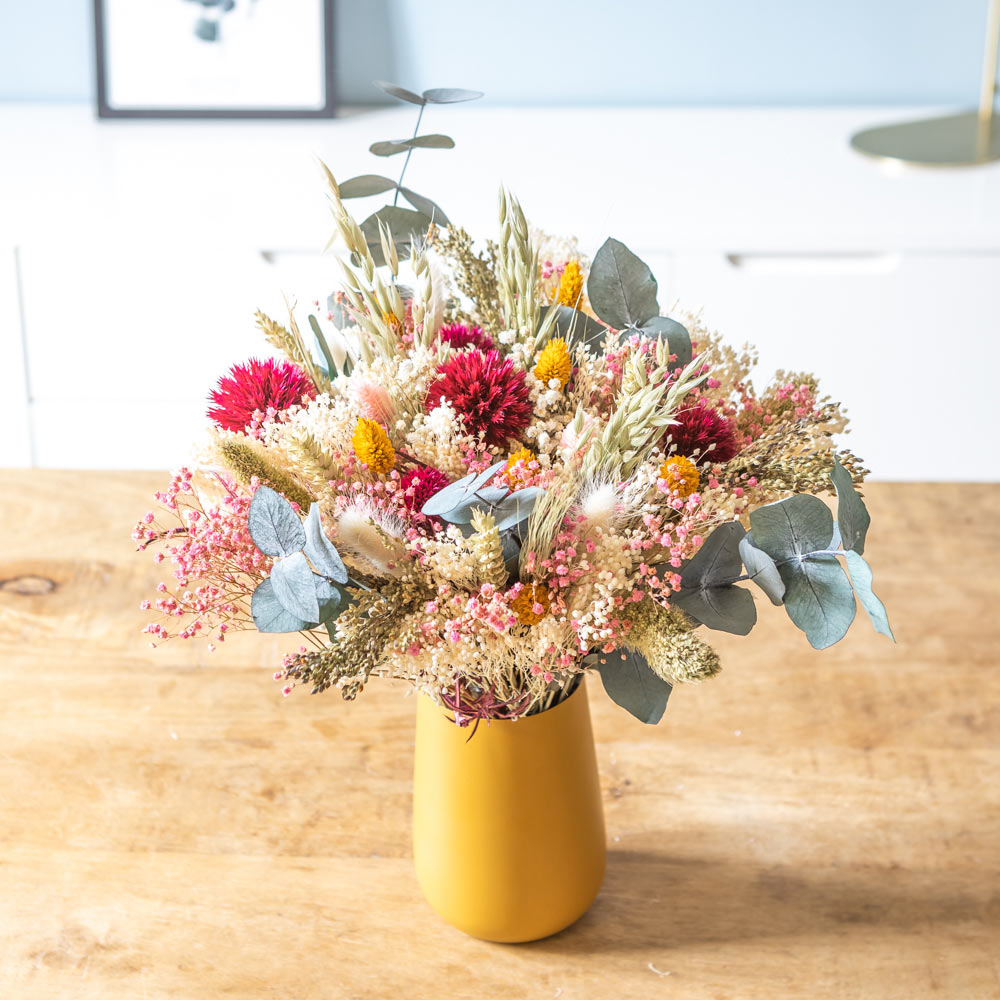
393;103;425;206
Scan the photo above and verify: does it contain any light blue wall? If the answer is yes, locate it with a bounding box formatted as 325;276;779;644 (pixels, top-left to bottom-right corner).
0;0;991;106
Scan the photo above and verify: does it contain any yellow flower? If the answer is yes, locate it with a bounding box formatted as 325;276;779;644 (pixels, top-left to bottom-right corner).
352;417;395;474
503;447;535;488
659;455;699;497
512;584;550;626
556;260;584;308
534;338;572;390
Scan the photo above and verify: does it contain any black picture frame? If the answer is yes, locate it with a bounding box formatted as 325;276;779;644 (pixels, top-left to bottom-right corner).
94;0;336;119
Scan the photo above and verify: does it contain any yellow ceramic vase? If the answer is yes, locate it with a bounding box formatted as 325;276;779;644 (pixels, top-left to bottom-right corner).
412;681;606;942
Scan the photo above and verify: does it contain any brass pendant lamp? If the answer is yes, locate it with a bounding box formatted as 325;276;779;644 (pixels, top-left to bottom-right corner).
851;0;1000;166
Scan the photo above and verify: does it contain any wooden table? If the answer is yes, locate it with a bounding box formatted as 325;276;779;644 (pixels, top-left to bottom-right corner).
1;473;997;999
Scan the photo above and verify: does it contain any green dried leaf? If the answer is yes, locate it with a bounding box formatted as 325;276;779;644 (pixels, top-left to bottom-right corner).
830;458;871;555
439;486;508;524
369;140;410;158
359;206;432;266
422;87;484;104
406;133;455;149
638;316;692;369
595;649;672;724
671;521;756;635
491;487;544;532
843;551;894;640
749;494;835;562
326;294;352;329
586;238;659;330
399;187;450;225
780;555;856;650
304;504;348;584
248;486;305;558
739;533;785;606
307;314;338;378
269;552;320;623
338;174;398;198
251;577;314;633
421;461;507;516
373;80;426;105
550;305;608;352
369;134;455;157
315;577;352;624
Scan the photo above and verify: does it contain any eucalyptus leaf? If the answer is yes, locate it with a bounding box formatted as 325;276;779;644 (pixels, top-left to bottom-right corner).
830;458;870;555
315;577;351;624
780;555;856;650
326;294;352;329
739;534;785;606
595;649;672;724
269;552;320;623
407;134;455;148
500;530;521;582
399;187;450;226
251;578;314;633
421;460;507;516
586;238;659;330
492;487;544;531
359;206;432;265
749;494;835;562
370;134;455;157
248;485;305;558
422;87;484;104
304;503;348;583
307;314;337;378
680;520;745;584
369;140;411;158
440;485;510;524
671;521;756;634
843;551;894;640
338;174;398;199
638;316;693;369
672;585;757;635
373;80;426;105
550;305;608;352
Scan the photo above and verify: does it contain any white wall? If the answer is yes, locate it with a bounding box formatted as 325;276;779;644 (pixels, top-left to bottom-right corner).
2;104;998;479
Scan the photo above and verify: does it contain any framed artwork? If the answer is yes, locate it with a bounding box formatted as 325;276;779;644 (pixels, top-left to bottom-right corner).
93;0;336;119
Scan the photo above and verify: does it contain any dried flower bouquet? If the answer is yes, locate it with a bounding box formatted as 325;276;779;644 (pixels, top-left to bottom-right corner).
134;98;892;728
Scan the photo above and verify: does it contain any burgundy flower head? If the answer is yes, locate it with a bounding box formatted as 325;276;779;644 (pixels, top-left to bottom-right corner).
665;402;740;465
439;323;495;353
425;349;532;449
208;358;315;432
399;466;450;513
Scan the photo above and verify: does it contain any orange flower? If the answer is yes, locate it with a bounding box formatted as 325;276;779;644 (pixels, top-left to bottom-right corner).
659;454;699;497
512;584;550;626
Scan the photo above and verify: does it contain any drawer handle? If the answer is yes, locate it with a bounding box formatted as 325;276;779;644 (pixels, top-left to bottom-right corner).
725;252;901;275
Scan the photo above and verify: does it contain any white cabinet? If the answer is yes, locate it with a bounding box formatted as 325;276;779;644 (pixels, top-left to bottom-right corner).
15;238;278;468
2;105;999;475
663;251;1000;481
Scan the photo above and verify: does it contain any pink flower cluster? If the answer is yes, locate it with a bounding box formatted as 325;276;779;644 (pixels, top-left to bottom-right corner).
134;470;271;646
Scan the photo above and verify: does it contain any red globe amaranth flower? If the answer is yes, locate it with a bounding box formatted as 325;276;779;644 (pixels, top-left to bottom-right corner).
439;323;495;353
425;349;532;449
399;466;450;512
665;402;740;465
207;358;316;432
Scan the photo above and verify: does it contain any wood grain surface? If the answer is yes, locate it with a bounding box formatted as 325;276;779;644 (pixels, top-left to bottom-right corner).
0;472;997;999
